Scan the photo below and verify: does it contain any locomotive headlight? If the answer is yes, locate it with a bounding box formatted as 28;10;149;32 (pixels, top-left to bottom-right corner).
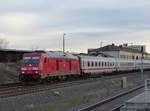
22;71;25;74
35;71;38;74
21;68;27;70
32;67;39;70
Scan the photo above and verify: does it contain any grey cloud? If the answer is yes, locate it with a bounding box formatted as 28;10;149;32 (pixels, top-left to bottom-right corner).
0;0;150;52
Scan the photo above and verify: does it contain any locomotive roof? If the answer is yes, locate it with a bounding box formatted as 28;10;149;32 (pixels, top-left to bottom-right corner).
46;51;78;59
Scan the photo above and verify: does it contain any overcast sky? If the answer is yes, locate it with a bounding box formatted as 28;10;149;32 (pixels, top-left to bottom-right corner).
0;0;150;53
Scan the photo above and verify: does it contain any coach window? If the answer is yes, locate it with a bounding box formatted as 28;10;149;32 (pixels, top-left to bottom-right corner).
92;62;94;67
82;61;84;67
105;62;107;67
102;62;103;67
88;61;90;67
95;62;97;67
99;62;101;67
107;62;109;67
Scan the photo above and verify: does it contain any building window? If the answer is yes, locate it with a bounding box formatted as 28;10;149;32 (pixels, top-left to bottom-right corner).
132;56;135;59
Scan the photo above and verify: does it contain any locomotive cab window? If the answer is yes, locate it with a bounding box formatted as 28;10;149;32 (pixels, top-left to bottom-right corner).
22;57;40;63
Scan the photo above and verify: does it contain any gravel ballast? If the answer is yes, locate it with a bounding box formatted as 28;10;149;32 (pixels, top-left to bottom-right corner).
0;71;148;111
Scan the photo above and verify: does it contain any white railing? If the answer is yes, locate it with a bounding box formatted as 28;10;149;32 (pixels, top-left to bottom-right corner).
145;79;150;103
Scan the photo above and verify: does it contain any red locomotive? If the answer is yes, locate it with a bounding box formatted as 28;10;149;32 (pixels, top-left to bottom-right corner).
19;51;80;82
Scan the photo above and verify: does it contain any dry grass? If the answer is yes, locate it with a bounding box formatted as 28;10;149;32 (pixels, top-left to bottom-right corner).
32;81;122;111
0;63;18;84
32;90;107;111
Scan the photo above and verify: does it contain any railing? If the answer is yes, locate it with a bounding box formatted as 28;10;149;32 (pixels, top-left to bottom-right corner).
144;79;150;103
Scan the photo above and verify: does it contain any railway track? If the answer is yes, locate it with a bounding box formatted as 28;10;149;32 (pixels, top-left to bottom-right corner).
0;71;147;98
0;76;120;98
0;80;91;98
0;77;121;98
79;84;144;111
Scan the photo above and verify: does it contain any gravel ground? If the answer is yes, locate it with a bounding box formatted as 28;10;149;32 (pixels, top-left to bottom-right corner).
0;71;149;111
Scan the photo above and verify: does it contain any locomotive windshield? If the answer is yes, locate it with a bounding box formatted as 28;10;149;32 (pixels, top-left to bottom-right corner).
22;57;40;63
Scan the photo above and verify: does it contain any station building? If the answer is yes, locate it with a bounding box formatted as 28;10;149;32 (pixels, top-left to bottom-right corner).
0;49;32;62
88;44;150;60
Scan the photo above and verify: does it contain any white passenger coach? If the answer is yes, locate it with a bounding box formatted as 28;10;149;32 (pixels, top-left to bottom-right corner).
78;55;150;74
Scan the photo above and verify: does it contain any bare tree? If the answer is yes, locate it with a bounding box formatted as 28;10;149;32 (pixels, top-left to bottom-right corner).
0;38;9;49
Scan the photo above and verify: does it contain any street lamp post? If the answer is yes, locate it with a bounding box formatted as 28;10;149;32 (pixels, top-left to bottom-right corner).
141;46;144;80
63;33;66;55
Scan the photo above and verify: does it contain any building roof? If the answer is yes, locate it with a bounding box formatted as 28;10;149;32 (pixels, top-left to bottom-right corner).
88;44;149;54
0;49;32;52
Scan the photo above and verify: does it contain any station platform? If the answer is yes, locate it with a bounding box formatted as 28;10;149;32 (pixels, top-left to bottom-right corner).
121;91;150;111
121;79;150;111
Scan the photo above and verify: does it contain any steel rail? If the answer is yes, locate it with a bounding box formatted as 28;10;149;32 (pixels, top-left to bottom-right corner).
111;105;124;111
79;84;144;111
